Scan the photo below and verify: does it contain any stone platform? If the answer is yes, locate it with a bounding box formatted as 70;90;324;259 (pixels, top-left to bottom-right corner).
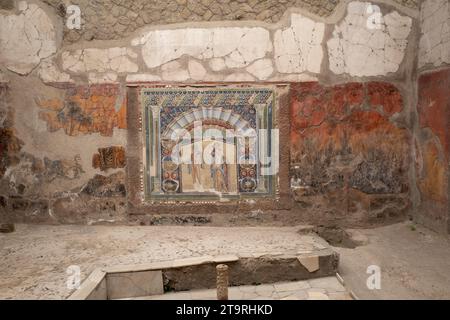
0;224;338;299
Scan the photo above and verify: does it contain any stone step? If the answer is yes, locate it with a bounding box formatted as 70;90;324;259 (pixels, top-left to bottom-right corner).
117;277;352;300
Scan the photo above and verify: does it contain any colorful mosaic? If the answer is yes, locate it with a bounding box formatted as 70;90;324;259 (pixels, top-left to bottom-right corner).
141;87;276;200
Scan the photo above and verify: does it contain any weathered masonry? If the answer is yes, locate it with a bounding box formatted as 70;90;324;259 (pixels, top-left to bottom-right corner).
0;0;448;234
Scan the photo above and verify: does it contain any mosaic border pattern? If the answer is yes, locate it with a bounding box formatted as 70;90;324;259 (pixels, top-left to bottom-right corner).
140;87;277;201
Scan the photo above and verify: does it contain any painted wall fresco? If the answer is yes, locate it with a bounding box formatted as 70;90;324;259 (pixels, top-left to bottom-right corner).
417;69;450;159
0;83;128;225
3;80;415;226
290;82;410;226
0;85;22;180
92;146;126;171
415;68;449;233
37;85;127;137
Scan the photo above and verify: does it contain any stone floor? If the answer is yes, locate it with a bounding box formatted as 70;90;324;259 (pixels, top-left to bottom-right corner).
120;277;351;300
2;221;450;300
335;222;450;299
0;224;328;299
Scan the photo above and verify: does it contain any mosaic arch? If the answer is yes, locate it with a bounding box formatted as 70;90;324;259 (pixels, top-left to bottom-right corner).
140;87;278;201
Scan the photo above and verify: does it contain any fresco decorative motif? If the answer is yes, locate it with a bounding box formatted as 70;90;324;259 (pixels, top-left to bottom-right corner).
37;85;127;137
92;146;126;171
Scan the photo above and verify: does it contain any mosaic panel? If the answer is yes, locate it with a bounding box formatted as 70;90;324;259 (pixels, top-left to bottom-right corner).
141;87;277;200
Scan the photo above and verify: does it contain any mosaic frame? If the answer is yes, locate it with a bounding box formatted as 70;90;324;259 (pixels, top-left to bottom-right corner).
140;86;278;202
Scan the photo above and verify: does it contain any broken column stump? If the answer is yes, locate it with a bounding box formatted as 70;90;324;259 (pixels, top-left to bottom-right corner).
216;264;229;300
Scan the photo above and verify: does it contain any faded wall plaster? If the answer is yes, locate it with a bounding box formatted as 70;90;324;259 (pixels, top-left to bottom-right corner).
0;1;61;75
418;0;450;68
290;81;410;227
414;69;450;234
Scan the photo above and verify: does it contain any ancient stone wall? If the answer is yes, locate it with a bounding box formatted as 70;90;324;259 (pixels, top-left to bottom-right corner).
40;0;418;44
0;0;426;227
414;0;450;234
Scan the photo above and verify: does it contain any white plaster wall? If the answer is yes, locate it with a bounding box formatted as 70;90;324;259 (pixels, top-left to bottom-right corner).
0;1;60;75
327;2;412;77
418;0;450;68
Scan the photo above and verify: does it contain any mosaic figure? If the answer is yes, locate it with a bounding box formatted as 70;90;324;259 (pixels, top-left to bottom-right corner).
142;87;275;200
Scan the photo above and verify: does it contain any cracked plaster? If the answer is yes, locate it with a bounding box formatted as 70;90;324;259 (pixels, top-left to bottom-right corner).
327;1;412;77
0;1;58;75
418;0;450;68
